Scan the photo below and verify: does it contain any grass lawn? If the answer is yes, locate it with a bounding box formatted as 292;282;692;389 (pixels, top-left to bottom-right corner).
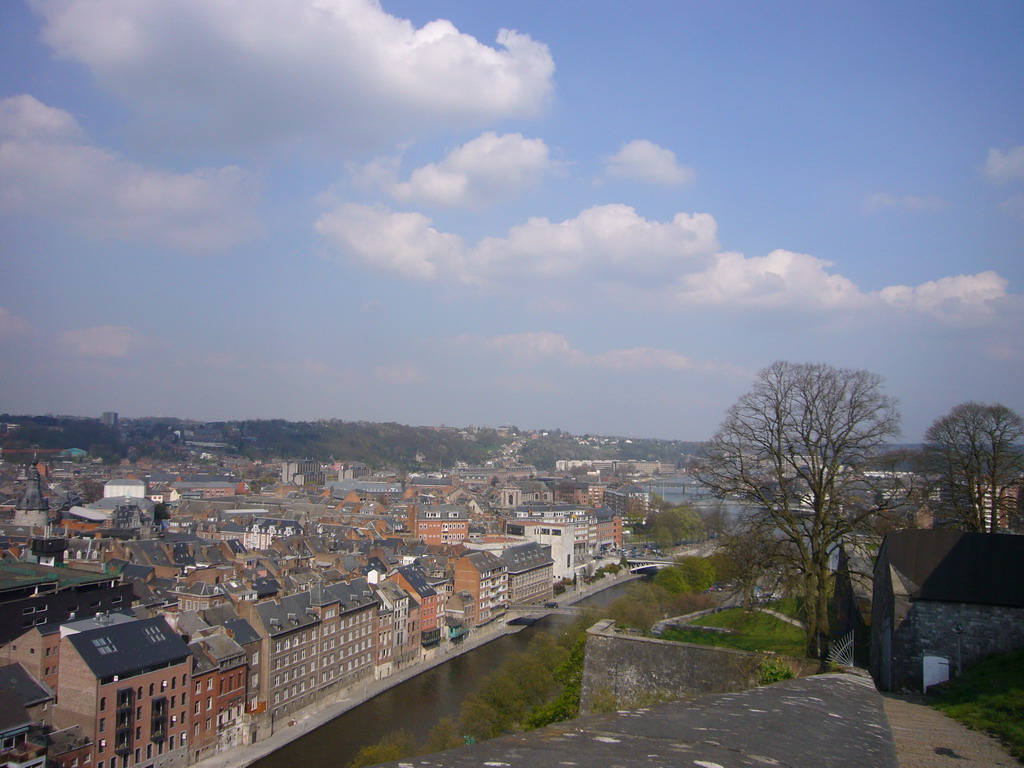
932;648;1024;761
659;607;807;657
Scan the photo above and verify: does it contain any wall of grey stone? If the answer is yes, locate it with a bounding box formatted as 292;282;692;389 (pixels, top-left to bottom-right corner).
579;620;816;715
888;600;1024;692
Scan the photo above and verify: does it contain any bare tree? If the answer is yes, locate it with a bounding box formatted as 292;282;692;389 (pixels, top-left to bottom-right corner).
924;402;1024;533
698;361;901;658
712;519;784;610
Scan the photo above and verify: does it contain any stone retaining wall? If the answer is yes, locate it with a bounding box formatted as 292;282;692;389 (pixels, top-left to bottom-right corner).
580;619;817;714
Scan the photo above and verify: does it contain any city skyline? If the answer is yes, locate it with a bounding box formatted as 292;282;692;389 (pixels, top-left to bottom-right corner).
2;1;1022;442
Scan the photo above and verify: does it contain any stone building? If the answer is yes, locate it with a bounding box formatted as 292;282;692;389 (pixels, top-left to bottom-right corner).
870;529;1024;692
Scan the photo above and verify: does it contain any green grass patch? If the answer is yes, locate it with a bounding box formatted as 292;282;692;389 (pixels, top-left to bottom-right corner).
933;648;1024;761
659;607;806;657
763;596;802;620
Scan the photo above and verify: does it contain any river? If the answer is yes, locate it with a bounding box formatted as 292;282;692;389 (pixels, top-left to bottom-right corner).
250;579;635;768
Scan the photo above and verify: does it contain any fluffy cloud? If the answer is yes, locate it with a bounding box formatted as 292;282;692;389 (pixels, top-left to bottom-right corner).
318;201;1011;322
60;326;141;358
878;271;1009;318
0;95;260;251
318;202;718;284
475;204;718;281
0;94;81;142
984;145;1024;183
673;249;1009;321
314;203;464;280
864;192;946;213
604;140;694;186
672;250;864;310
386;132;556;207
33;0;554;154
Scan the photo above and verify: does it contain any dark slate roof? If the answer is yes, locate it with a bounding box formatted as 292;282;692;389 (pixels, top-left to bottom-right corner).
0;689;31;734
222;618;261;646
498;542;553;573
120;563;154;581
394;564;436;599
255;592;320;637
881;529;1024;608
0;663;52;707
66;616;190;678
252;577;280;597
325;578;379;615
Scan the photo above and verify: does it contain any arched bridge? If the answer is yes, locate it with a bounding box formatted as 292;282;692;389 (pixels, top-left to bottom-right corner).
505;603;587;617
625;558;676;572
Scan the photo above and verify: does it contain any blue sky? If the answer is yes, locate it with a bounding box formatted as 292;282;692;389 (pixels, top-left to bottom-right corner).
1;0;1022;442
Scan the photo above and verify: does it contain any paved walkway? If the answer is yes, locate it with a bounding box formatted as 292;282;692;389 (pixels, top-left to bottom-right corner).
370;674;1021;768
883;693;1018;767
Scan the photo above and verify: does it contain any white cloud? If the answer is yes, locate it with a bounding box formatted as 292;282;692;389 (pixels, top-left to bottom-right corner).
878;271;1009;318
0;94;81;142
314;203;464;280
864;192;946;213
33;0;554;154
317;201;1012;323
984;145;1024;183
672;249;865;310
604;140;694;186
60;326;140;358
0;95;260;251
387;132;556;207
318;202;718;284
474;204;718;281
0;306;30;338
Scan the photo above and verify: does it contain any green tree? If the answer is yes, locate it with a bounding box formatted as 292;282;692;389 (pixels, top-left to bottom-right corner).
924;402;1024;533
654;565;693;594
677;556;715;592
699;360;901;659
421;717;464;754
346;729;417;768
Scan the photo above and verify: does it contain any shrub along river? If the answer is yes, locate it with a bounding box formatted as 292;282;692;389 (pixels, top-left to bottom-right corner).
250;579;635;768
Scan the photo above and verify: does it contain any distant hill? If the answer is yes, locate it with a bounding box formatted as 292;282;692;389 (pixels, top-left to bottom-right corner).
0;413;124;462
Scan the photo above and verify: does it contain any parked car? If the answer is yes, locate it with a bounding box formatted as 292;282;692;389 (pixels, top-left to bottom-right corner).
544;601;559;608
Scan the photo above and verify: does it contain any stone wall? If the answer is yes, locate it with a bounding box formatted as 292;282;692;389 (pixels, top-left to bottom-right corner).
579;620;816;715
889;600;1024;692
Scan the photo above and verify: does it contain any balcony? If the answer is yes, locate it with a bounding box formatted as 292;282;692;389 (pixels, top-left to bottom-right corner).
114;725;133;756
0;741;46;768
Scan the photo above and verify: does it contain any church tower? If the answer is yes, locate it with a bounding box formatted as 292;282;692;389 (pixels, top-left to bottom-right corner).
14;463;51;529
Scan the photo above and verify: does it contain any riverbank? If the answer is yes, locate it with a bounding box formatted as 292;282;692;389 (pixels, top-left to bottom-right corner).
195;570;640;768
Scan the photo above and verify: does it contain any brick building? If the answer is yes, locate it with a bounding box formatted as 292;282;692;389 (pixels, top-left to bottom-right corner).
54;616;192;768
453;551;508;627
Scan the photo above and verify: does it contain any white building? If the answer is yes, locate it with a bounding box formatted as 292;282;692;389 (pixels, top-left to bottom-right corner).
103;478;147;499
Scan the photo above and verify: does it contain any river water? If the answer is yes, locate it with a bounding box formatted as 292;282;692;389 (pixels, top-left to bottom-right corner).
250;581;633;768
